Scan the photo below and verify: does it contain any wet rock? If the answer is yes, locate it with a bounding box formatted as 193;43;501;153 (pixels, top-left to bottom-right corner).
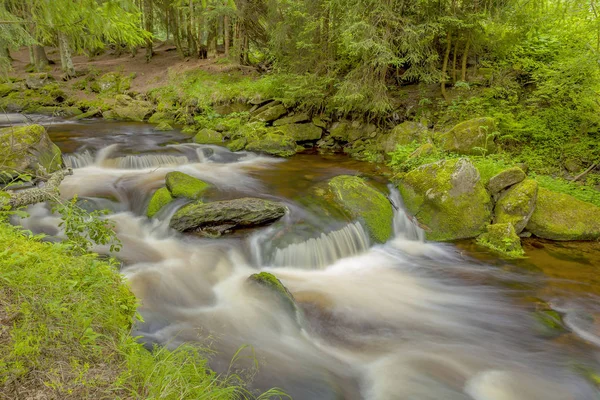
0;124;63;182
437;117;497;155
25;73;54;90
247;272;299;317
276;123;322;142
487;167;526;195
193;128;224;145
398;158;492;241
526;187;600;240
273;113;310;126
493;179;538;234
169;197;287;235
314;175;393;243
165;171;210;200
253;104;288;123
476;223;524;258
245;132;297;157
377;121;429;154
146;187;174;218
154;121;174;131
226;137;247;152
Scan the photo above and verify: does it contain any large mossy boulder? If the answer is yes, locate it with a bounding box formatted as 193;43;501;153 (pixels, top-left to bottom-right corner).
169;197;287;236
313;175;394;243
487;167;526;195
477;223;524;258
193;128;224;145
398;158;492;241
146;187;174;218
377;121;429;154
525;188;600;240
103;99;153;122
247;272;299;318
438;117;497;155
276;123;322;142
92;72;131;94
493;179;538;234
245;132;298;157
25;73;54;90
165;171;210;200
0;125;63;181
330;120;376;143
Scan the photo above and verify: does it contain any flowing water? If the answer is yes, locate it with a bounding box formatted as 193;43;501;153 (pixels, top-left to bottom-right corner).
6;117;600;399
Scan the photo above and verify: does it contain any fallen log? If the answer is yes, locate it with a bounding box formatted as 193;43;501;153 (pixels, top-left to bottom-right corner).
3;168;73;209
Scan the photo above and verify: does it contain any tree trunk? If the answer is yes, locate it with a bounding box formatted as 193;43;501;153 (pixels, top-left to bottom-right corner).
58;33;76;79
143;0;153;62
224;15;230;57
28;46;35;66
441;31;452;100
452;39;459;82
34;45;50;71
461;38;471;82
188;0;197;57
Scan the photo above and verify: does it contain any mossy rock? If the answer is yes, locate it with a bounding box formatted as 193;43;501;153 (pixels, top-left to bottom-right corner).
493;179;538;234
273;113;310;126
25;73;54;90
398;158;492;241
245;132;297;157
378;121;429;154
253;104;288;123
146;187;174;218
165;171;210;200
330;120;375;142
487;167;526;195
154;122;174;131
409;143;435;158
437;117;497;155
0;124;63;182
276;123;322;142
193;129;224;145
148;111;175;125
227;137;247;152
476;223;524;258
93;72;131;94
73;107;101;120
313;175;393;243
103;100;153;122
169;197;287;235
247;272;298;318
0;82;20;97
526;188;600;240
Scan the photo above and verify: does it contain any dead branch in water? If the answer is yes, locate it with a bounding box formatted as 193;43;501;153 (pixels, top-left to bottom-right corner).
4;168;72;209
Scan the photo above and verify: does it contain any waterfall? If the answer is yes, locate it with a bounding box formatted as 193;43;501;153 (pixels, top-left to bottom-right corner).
63;150;95;169
270;222;370;269
109;154;189;169
388;185;425;242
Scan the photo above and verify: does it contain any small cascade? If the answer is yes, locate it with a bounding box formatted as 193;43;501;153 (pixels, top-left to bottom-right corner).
388;185;425;241
270;222;370;269
110;154;189;169
63;150;94;169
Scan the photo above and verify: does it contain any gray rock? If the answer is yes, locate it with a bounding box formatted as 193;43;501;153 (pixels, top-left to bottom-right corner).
487;167;526;195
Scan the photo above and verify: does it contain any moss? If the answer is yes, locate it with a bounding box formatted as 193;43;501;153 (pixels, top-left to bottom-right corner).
94;72;131;94
252;104;288;123
148;111;175;125
155;121;174;131
146;187;174;217
398;158;492;241
165;171;210;199
526;187;600;240
327;175;393;243
273;113;310;126
378;121;429;153
247;272;297;316
275;123;322;141
437;117;497;155
0;82;18;97
494;179;538;233
103;101;154;122
245;132;297;157
476;223;525;258
193;128;224;145
227;137;247;152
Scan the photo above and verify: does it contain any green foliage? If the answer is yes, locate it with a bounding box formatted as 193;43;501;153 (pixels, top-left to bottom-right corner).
388;142;441;173
534;175;600;208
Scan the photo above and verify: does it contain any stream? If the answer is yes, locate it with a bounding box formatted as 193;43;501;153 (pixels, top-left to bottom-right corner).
7;117;600;399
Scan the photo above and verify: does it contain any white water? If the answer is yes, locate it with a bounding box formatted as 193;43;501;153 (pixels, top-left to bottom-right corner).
15;124;600;399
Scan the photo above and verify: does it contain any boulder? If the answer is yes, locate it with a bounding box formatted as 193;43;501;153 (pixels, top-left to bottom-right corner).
154;122;174;131
316;175;394;243
409;143;435;158
526;188;600;240
146;187;173;218
437;117;497;155
245;132;298;157
193;128;224;145
330;120;376;142
227;137;247;152
25;73;54;90
273;113;310;126
398;158;492;241
487;167;526;195
148;111;175;125
476;223;524;258
276;123;322;142
92;72;131;94
253;104;288;123
247;272;299;318
493;179;538;234
0;125;63;181
378;121;429;154
103;100;153;122
165;171;210;199
169;197;287;235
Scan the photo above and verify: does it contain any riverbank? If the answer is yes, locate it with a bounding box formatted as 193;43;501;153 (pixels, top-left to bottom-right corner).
0;219;282;399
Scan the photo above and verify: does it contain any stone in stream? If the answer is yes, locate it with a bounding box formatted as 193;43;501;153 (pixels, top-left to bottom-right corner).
245;131;298;157
398;158;492;241
525;187;600;240
165;171;210;199
476;223;524;258
437;117;497;155
103;98;154;122
0;124;63;182
493;179;538;234
247;272;299;319
193;128;225;145
146;187;173;218
169;197;287;236
487;167;526;195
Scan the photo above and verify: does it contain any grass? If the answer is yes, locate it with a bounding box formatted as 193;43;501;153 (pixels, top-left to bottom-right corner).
0;220;287;399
